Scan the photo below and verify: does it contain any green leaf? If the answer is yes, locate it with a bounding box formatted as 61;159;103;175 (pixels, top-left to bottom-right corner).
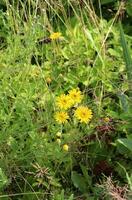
118;93;129;112
68;194;74;200
116;162;132;190
126;0;132;16
117;138;132;152
100;0;117;5
71;171;87;193
80;164;92;186
0;168;8;189
119;22;132;82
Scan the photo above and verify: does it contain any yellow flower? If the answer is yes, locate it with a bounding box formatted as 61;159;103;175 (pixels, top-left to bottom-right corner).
56;94;73;110
63;144;69;151
54;111;69;124
68;88;83;104
74;106;93;123
50;32;61;40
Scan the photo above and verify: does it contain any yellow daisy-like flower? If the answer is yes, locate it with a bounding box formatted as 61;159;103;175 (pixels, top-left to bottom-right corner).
56;94;73;110
68;88;83;104
49;32;61;40
54;111;69;124
74;106;93;123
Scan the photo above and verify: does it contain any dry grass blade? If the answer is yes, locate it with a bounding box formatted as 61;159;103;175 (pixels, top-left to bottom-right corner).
99;177;129;200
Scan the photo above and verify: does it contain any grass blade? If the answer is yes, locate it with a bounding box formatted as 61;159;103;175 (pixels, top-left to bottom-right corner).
119;22;132;82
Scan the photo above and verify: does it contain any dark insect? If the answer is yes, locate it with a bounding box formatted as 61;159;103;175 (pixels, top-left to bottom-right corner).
37;37;51;45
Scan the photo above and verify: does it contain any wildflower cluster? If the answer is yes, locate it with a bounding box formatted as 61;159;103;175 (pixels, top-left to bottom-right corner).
54;88;93;124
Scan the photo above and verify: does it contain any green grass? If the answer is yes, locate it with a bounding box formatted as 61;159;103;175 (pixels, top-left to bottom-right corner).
0;0;132;199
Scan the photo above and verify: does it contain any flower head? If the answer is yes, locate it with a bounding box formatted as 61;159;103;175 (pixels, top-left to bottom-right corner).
74;106;92;123
56;94;73;110
63;144;69;151
54;111;69;124
68;88;83;104
50;32;61;40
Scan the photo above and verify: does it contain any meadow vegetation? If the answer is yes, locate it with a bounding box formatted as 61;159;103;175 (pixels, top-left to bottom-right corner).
0;0;132;199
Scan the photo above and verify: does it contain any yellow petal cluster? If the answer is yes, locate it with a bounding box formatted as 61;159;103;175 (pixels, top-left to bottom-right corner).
74;106;92;123
56;94;73;110
54;88;93;124
50;32;61;40
54;111;69;124
68;88;83;104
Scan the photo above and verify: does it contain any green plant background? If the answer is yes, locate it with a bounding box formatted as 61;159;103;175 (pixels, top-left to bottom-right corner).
0;0;132;199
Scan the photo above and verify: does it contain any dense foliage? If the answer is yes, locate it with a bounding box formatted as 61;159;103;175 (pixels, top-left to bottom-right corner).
0;0;132;199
